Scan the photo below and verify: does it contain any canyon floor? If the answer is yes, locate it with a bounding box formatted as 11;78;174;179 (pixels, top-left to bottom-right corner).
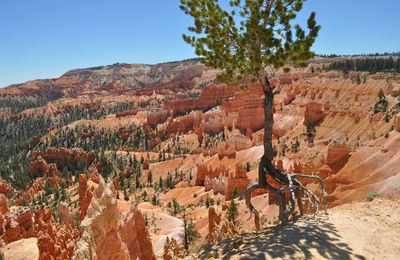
188;198;400;260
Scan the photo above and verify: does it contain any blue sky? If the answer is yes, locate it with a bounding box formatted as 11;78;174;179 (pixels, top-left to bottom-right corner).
0;0;399;87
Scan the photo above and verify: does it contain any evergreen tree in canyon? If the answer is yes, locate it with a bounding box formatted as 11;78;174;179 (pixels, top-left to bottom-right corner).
180;0;326;224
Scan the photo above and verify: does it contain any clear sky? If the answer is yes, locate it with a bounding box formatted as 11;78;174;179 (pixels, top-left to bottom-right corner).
0;0;399;87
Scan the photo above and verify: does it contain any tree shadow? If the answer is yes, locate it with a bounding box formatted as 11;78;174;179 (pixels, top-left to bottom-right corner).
196;217;366;260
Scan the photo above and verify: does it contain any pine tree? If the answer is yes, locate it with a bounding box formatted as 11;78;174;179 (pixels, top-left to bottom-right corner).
159;176;164;190
180;208;200;254
147;171;153;187
374;89;389;114
227;199;239;225
180;1;320;220
246;162;251;172
172;198;180;215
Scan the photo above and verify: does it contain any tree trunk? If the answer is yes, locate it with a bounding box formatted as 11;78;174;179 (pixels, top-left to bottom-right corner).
258;75;275;188
263;79;275;161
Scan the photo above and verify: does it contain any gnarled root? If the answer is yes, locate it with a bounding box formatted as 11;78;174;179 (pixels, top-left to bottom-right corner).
245;182;261;230
245;162;328;228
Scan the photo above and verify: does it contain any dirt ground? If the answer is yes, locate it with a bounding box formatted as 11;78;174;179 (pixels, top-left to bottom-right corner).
187;198;400;260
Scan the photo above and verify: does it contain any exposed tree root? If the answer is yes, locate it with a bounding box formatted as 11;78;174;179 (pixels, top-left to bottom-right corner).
245;158;328;228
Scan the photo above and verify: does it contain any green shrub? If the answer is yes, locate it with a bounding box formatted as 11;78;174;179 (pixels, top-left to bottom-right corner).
366;192;381;202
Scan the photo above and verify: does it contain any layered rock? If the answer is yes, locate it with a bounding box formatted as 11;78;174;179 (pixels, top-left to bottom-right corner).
34;208;79;259
0;180;13;195
118;208;155;260
317;165;336;180
78;174;96;221
225;163;250;200
197;84;235;110
217;142;236;160
116;109;140;118
0;194;9;238
31;148;96;170
28;157;60;186
146;109;171;128
223;84;265;132
283;90;296;105
58;203;74;227
204;175;226;195
230;135;252;151
164;85;234;116
304;102;325;125
164;99;196;116
326;143;350;172
196;165;229;186
166;111;202;135
395;115;400;132
208;207;221;242
1;207;79;259
0;195;8;215
73;178;155;260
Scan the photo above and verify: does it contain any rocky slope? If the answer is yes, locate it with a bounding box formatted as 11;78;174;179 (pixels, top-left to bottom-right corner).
0;57;399;259
73;177;155;260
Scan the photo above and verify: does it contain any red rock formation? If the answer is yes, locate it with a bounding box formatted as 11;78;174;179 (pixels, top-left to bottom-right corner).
0;180;13;195
0;195;8;215
225;163;250;200
89;167;101;184
276;160;284;171
118;208;156;260
232;85;265;132
197;84;235;110
116;109;140;118
15;179;44;206
283;90;296;105
143;161;149;170
204;175;226;195
231;135;253;151
201;112;230;134
148;137;162;150
208;207;221;242
164;99;197;116
163;237;183;260
166;111;202;135
278;75;296;85
371;112;383;122
164;85;235;116
304;102;325;125
1;205;79;260
34;208;79;259
325;100;332;112
196;165;229;186
73;178;155;260
0;194;9;237
317;165;336;180
217;142;236;160
31;148;96;170
78;175;95;221
146;109;171;128
58;203;74;227
29;157;61;187
395;116;400;132
326;143;350;172
2;208;31;244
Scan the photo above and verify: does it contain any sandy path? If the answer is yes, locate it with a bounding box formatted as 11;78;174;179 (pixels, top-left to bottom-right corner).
188;199;400;260
139;204;184;258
